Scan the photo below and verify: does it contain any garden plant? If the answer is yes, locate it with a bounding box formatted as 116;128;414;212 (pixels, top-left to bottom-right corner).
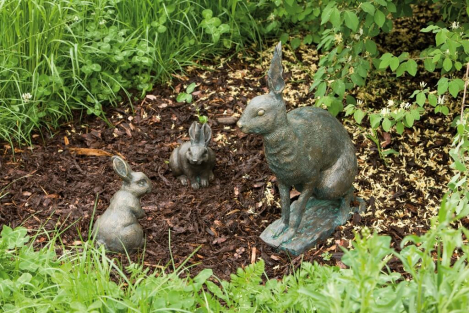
1;0;469;311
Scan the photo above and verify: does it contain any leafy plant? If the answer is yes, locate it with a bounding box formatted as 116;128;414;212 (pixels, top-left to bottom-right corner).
176;82;197;104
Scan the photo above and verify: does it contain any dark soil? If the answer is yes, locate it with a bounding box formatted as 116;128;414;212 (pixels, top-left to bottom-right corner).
0;8;461;279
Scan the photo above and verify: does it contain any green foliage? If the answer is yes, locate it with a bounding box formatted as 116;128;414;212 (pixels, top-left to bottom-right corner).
0;0;260;145
2;196;469;312
177;82;197;104
258;0;469;136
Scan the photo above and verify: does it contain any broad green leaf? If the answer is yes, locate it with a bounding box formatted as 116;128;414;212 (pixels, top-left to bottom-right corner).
396;62;407;77
315;82;327;97
437;77;449;95
449;80;461;98
361;2;375;14
370;114;382;129
365;39;377;55
390;57;400;71
291;37;301;50
428;93;437;106
374;10;385;27
416;92;426;106
424;58;435;72
379;53;394;69
436;29;448;46
354;109;366;124
405;112;414;127
351;73;365;86
344;11;359;31
421;25;439;32
321;3;336;25
329;98;343;116
330;8;341;28
332;79;345;97
406;59;417;76
411;109;420;120
443;57;452;71
202;9;213;19
186;82;196;93
303;34;313;44
382;118;392;132
396;121;404;134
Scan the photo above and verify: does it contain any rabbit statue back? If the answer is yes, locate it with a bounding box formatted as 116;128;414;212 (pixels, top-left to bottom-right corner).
237;42;358;246
93;156;151;253
169;121;215;189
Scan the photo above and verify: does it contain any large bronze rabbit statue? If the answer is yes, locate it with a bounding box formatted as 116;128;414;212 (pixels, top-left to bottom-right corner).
237;43;359;253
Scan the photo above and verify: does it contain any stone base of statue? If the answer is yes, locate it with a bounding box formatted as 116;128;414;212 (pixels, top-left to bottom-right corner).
260;196;366;255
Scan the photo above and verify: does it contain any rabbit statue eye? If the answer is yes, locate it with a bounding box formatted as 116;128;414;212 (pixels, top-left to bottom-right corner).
137;180;146;187
257;109;265;116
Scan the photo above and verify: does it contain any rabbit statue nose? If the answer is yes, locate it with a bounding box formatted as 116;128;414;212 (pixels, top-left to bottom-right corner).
237;120;243;129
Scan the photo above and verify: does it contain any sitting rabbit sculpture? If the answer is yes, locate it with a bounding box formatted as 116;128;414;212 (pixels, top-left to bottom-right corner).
169;121;215;189
93;156;151;253
237;42;358;245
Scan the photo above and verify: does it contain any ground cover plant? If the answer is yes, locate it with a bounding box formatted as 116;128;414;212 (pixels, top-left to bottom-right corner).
0;0;261;145
1;0;469;311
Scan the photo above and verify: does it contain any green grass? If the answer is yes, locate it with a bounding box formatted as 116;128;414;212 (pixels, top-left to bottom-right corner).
1;192;469;312
0;0;262;146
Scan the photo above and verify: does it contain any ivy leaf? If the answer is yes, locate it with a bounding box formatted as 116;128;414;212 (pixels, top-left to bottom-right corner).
374;10;385;28
344;11;359;31
406;59;417;76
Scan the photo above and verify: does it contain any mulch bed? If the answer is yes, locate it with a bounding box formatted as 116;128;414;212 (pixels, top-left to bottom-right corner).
0;10;461;279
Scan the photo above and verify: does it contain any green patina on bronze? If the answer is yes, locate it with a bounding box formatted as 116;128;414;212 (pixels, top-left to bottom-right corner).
169;121;215;190
93;156;152;254
237;42;364;255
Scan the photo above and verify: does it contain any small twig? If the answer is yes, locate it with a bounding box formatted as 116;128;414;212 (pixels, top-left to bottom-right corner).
460;62;469;124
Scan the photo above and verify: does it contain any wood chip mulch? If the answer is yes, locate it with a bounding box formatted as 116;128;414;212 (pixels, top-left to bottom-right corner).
0;39;459;280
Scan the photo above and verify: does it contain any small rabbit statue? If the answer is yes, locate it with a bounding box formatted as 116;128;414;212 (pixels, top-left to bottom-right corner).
237;42;358;247
93;156;151;253
169;121;215;189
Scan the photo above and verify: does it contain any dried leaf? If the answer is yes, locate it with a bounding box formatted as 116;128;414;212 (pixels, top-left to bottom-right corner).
68;148;112;157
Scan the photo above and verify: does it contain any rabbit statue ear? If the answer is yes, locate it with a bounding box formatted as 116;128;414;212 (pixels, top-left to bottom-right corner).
112;156;132;182
267;42;285;96
188;121;200;144
201;123;212;145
